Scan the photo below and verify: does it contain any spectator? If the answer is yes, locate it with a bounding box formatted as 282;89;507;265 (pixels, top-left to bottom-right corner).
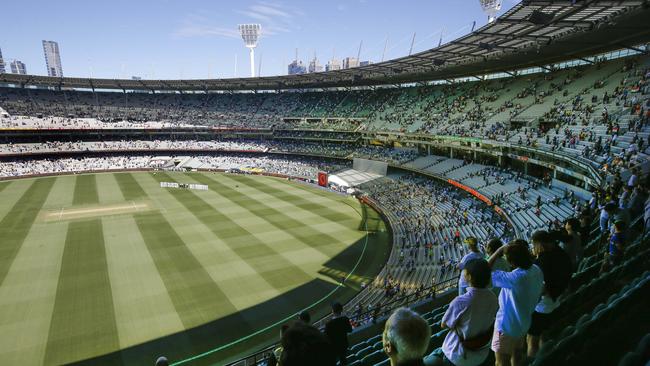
604;202;630;235
561;218;583;269
457;237;483;295
628;167;639;187
383;308;431;366
487;240;544;366
527;231;572;357
602;221;626;273
324;302;352;365
424;259;498;366
599;202;613;235
485;238;511;296
280;322;336;366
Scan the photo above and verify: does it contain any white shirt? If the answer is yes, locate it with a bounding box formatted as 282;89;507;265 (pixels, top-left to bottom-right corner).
442;288;499;366
458;252;484;292
492;265;544;338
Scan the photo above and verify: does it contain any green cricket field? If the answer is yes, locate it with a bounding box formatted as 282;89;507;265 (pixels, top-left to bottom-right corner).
0;171;390;366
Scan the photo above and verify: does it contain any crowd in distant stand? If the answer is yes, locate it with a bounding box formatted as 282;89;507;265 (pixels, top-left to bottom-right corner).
193;155;345;179
0;156;164;177
0;138;418;165
0;154;345;179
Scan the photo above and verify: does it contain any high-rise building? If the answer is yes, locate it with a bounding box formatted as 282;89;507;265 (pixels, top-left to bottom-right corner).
10;60;27;74
308;57;323;73
288;60;306;75
342;57;359;69
326;59;341;71
0;48;5;74
42;40;63;77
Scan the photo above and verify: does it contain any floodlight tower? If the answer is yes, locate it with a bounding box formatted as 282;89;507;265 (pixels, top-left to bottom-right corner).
238;24;261;77
479;0;502;23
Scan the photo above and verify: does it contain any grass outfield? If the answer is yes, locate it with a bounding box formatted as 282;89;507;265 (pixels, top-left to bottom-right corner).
0;171;390;366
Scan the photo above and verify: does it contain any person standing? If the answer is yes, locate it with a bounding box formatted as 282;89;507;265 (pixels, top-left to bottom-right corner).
488;241;544;366
485;238;511;296
457;237;483;295
561;218;583;269
601;221;626;273
324;302;352;365
527;231;572;357
424;259;498;366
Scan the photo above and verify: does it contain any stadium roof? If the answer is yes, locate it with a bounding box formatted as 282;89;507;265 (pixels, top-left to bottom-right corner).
1;0;649;92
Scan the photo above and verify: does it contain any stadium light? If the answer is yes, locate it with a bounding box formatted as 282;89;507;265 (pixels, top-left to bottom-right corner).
479;0;502;23
238;24;261;77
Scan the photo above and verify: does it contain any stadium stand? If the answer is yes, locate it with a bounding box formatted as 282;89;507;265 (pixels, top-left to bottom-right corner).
1;1;649;364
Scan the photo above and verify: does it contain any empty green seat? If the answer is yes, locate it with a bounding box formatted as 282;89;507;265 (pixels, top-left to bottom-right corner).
361;350;386;366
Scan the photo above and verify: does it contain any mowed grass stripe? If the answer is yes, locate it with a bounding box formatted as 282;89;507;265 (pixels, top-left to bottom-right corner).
44;219;120;365
97;173;186;350
191;173;350;259
226;174;360;224
44;175;119;365
0;181;9;193
132;212;245;329
0;177;56;287
113;172;147;201
0;180;35;226
72;174;99;205
151;172;314;291
115;173;245;330
216;174;363;236
0;177;72;366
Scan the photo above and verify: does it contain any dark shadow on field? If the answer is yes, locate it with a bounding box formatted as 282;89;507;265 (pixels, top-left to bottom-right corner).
358;202;385;232
68;216;391;366
318;231;390;288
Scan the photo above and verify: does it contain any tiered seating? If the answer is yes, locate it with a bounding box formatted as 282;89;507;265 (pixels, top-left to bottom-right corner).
335;215;649;366
424;159;464;175
345;174;509;321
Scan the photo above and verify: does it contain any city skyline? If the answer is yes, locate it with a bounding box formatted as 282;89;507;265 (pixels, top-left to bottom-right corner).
2;0;516;79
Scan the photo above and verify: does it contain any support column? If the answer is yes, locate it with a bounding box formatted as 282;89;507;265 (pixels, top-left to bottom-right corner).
450;148;454;159
249;48;256;77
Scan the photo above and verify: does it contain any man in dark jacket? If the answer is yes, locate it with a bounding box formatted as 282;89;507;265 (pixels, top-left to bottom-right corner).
324;302;353;365
527;230;573;357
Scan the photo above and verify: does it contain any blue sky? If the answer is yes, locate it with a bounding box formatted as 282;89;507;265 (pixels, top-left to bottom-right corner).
2;0;517;79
